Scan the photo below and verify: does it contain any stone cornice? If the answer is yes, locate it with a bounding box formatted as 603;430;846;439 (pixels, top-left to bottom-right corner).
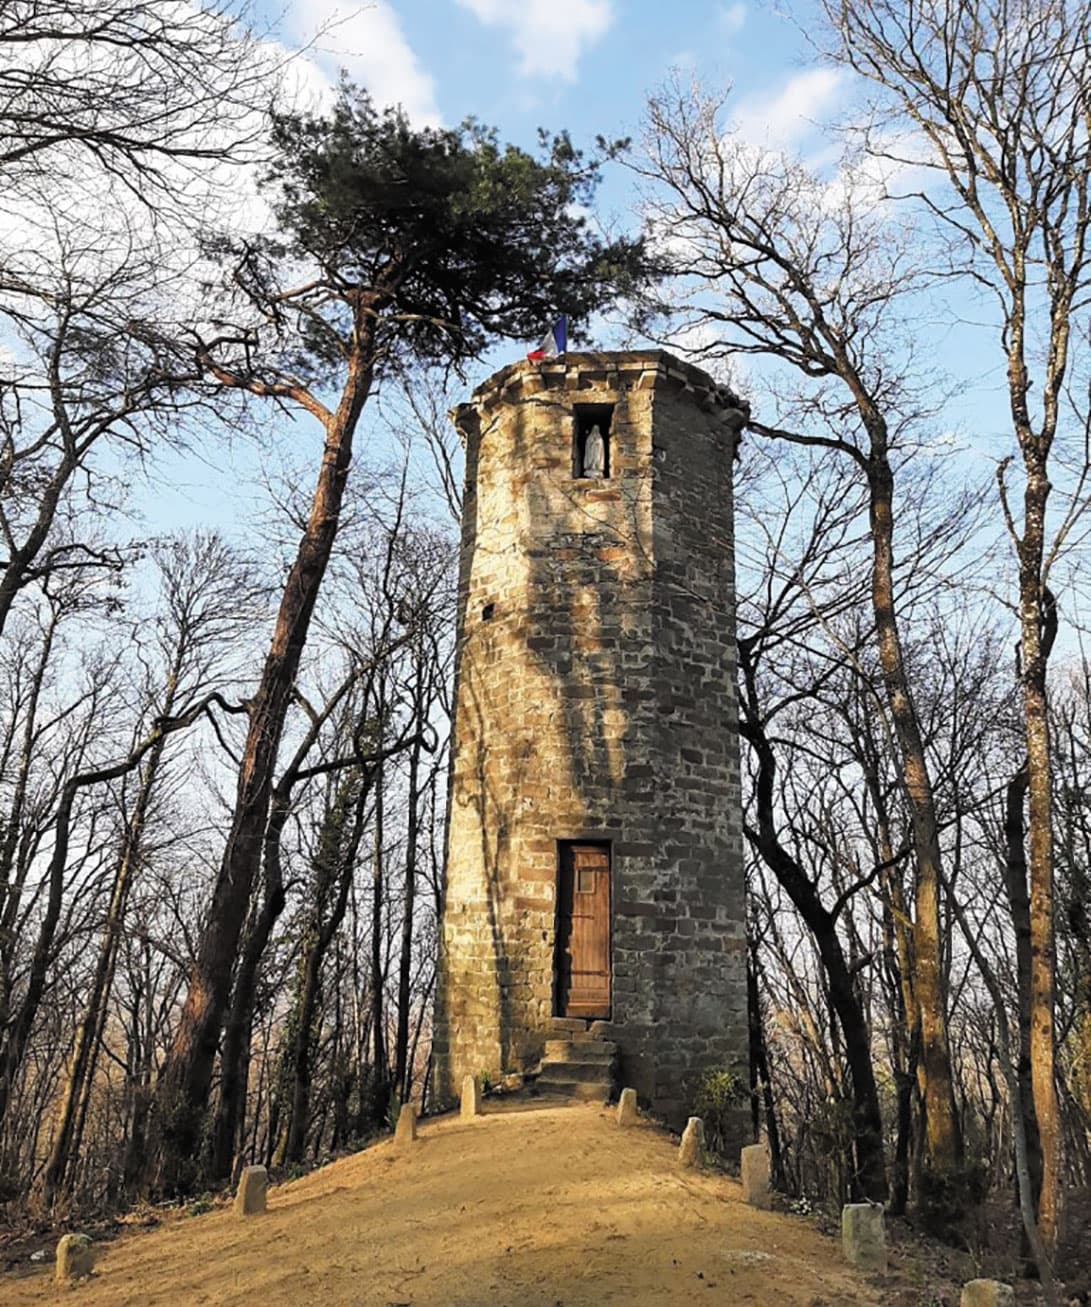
450;350;751;444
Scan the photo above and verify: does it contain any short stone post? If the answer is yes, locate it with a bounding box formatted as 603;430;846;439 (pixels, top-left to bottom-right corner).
55;1234;94;1282
234;1164;268;1216
395;1101;418;1148
461;1074;481;1120
841;1202;887;1274
616;1087;639;1126
740;1142;772;1209
678;1117;705;1168
961;1281;1015;1307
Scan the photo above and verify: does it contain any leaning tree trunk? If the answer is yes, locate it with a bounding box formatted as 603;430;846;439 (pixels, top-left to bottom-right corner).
149;340;375;1196
210;666;363;1182
209;811;288;1183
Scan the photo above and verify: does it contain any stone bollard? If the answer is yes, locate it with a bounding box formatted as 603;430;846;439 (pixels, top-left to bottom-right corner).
678;1117;705;1168
740;1143;772;1209
234;1164;268;1216
841;1202;887;1274
461;1074;481;1120
395;1102;418;1148
616;1087;639;1126
961;1281;1015;1307
55;1233;94;1282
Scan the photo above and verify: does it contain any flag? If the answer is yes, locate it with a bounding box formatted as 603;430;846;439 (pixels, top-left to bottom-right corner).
527;315;567;362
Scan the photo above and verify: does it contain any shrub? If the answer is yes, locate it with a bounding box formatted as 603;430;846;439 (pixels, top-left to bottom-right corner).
693;1066;748;1157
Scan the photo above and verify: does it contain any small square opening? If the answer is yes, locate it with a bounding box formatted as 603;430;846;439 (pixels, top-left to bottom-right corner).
573;404;614;480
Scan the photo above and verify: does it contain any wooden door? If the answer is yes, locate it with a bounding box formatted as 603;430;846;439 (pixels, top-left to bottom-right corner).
555;842;611;1019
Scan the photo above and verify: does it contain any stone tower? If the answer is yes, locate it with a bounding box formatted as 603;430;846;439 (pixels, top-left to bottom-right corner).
433;350;748;1126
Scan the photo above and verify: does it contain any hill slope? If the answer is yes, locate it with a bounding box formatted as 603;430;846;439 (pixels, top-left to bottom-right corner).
9;1102;884;1306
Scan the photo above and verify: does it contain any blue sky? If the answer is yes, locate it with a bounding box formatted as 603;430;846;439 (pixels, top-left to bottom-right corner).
158;1;972;513
251;0;1002;422
273;1;842;205
152;0;850;517
140;0;1087;639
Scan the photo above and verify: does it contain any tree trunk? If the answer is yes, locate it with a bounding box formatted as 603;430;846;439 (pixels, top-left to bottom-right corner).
0;610;57;1045
747;946;784;1188
209;819;287;1182
278;777;368;1166
1017;488;1060;1248
0;725;162;1130
369;756;387;1116
394;716;423;1098
148;346;374;1195
42;675;177;1207
1004;762;1044;1223
210;666;363;1182
866;445;960;1175
739;642;887;1201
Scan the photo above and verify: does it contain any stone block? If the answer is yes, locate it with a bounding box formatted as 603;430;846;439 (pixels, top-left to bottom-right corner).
617;1087;639;1126
395;1102;418;1147
55;1234;93;1282
740;1143;771;1209
234;1164;268;1216
961;1281;1015;1307
841;1202;887;1274
678;1117;704;1168
461;1074;481;1119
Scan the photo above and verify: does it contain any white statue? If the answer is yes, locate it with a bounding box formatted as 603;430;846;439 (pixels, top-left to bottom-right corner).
582;424;606;478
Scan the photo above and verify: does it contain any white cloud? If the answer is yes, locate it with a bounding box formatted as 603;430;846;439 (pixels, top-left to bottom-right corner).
457;0;614;80
731;68;844;150
718;3;747;36
287;1;440;124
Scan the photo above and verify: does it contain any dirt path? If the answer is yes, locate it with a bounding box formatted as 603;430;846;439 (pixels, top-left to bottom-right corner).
7;1102;885;1306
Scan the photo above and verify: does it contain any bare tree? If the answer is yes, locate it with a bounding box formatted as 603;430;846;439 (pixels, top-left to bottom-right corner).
0;0;274;205
40;532;262;1206
820;0;1091;1251
639;79;966;1187
0;226;207;640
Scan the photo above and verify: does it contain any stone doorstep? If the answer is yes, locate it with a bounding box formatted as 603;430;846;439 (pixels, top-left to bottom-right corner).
543;1039;617;1061
534;1078;611;1102
537;1059;616;1085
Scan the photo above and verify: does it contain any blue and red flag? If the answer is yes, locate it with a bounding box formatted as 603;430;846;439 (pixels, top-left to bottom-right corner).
527;315;567;362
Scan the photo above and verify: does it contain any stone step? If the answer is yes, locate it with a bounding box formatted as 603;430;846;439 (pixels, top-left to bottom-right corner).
539;1058;615;1084
543;1039;616;1061
548;1017;591;1033
534;1076;611;1102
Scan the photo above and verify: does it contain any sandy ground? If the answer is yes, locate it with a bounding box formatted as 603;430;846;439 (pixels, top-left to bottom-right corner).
6;1102;886;1307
